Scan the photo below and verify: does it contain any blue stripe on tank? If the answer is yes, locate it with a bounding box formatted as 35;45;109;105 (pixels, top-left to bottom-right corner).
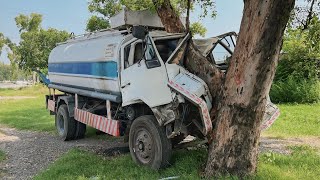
48;61;118;78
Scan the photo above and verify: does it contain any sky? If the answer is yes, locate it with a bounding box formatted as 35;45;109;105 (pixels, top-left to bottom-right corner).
0;0;243;64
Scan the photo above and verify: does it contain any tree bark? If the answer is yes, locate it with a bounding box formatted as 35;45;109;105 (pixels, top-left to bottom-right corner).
204;0;294;177
153;0;294;177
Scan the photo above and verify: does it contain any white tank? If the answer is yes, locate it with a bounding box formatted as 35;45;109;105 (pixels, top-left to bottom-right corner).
48;30;128;95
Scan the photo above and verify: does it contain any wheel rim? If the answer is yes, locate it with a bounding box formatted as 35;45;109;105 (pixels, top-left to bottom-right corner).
134;127;154;164
57;113;65;135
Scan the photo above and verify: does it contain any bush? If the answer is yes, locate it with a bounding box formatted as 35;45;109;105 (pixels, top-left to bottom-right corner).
270;78;320;103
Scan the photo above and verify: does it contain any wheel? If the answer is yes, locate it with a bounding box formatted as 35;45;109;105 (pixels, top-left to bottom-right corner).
74;121;86;139
55;104;76;141
129;115;172;170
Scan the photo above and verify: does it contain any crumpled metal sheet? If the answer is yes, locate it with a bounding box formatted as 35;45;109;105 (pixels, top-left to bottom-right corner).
193;37;219;57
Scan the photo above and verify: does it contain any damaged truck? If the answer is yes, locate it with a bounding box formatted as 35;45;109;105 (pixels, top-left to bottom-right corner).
43;10;279;169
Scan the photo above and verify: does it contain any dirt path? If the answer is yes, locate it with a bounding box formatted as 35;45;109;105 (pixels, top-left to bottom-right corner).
0;126;318;180
0;127;125;180
259;136;320;154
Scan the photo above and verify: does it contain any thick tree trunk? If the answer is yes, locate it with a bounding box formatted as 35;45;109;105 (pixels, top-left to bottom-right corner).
153;0;294;177
204;0;294;177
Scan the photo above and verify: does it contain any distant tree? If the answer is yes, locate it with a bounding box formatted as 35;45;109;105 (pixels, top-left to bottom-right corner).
0;62;13;81
86;0;215;37
11;14;70;71
0;33;4;55
276;20;320;81
86;15;110;32
0;32;11;56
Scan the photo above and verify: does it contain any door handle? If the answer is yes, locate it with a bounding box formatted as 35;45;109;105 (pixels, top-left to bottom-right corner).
121;82;131;88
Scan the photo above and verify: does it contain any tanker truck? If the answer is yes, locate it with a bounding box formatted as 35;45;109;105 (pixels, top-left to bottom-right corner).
43;9;279;170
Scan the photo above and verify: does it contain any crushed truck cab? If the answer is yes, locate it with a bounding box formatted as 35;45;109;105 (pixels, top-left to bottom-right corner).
44;9;279;170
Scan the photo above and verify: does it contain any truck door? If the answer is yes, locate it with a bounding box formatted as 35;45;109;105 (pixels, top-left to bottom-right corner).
120;35;173;108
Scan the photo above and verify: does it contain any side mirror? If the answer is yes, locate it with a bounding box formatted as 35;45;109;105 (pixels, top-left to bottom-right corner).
132;26;148;40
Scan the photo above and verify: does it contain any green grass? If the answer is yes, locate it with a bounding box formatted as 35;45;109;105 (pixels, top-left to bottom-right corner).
0;86;118;139
34;149;207;180
257;146;320;180
263;103;320;138
34;146;320;180
0;86;55;132
0;85;48;97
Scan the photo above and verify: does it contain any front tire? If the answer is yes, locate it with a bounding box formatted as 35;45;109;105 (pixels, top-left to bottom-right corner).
55;104;76;141
129;115;172;170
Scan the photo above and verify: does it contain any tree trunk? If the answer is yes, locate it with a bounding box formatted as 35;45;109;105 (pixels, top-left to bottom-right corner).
204;0;294;177
153;0;295;177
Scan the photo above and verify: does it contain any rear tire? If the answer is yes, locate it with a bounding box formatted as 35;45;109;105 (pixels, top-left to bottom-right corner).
129;115;172;170
55;104;76;141
74;121;86;139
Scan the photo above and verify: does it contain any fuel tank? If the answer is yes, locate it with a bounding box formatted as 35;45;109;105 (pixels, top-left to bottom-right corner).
48;30;127;95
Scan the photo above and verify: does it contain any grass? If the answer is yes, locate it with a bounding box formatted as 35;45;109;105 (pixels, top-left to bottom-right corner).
0;85;55;132
34;149;207;180
0;85;48;97
257;146;320;180
0;86;118;139
263;103;320;138
34;146;320;180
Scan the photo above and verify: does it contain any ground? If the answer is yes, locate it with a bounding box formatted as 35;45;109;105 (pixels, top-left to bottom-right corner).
0;86;319;179
0;127;126;180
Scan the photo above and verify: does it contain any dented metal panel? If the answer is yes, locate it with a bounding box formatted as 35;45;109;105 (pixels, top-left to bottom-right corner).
168;73;213;135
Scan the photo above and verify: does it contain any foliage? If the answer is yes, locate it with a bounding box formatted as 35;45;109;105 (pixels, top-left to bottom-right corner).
190;22;207;37
0;32;12;56
0;33;5;56
86;15;110;32
272;17;320;103
86;0;215;36
15;13;42;33
0;62;29;81
290;0;320;29
276;22;320;82
270;78;320;103
9;14;70;71
0;62;12;81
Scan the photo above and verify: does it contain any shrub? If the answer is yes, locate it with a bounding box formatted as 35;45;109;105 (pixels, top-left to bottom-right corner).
270;78;320;103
